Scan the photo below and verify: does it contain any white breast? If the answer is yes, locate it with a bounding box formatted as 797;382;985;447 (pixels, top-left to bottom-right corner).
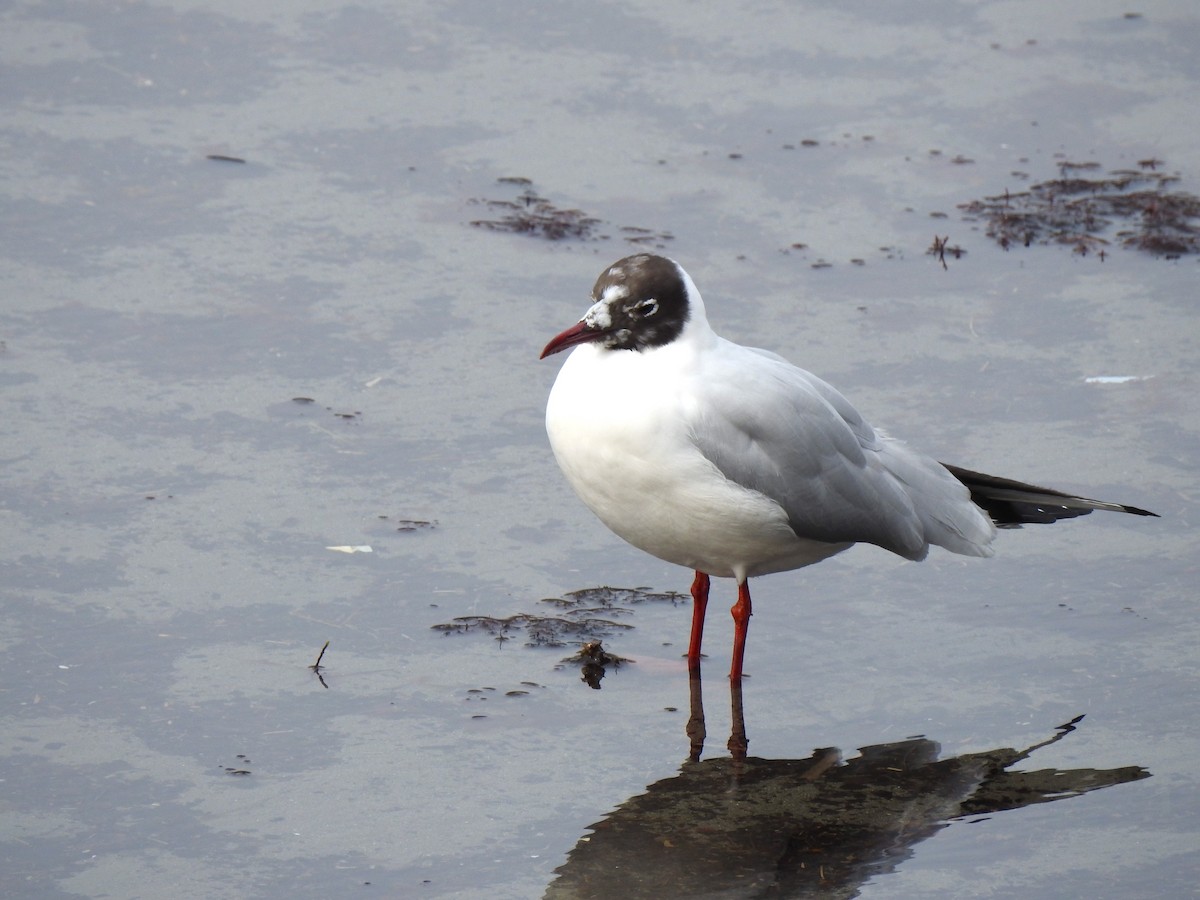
545;341;852;580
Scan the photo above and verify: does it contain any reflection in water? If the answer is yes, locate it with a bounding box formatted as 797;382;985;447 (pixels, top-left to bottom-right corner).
545;672;1148;899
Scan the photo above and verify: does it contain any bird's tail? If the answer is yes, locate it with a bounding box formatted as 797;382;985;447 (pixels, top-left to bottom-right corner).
941;464;1158;527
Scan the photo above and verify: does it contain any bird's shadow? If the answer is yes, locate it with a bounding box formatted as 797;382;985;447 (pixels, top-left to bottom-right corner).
544;671;1149;899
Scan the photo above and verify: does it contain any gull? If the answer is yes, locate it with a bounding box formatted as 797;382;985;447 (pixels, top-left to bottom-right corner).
540;254;1157;680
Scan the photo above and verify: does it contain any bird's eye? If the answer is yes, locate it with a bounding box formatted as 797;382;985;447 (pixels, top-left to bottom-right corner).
632;298;659;318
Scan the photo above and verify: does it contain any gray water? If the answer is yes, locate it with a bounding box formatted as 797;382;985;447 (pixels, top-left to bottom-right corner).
3;1;1197;897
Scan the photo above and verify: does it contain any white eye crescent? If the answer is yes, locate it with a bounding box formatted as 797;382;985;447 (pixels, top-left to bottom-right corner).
633;298;659;317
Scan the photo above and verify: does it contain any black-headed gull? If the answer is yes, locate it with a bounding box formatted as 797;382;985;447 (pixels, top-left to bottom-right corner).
540;254;1157;680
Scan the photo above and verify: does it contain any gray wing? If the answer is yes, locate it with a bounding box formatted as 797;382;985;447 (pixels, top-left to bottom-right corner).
687;346;995;559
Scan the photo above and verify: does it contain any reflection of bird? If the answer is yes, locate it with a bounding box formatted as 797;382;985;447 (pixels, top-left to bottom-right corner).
543;714;1149;900
541;255;1157;679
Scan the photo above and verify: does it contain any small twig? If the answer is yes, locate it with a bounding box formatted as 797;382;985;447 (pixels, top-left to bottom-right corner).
308;641;331;689
309;640;330;672
929;234;949;270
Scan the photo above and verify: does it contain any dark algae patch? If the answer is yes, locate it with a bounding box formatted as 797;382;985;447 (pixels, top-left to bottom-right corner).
431;586;685;648
431;609;634;647
431;587;681;687
470;178;601;240
469;178;673;245
959;159;1200;258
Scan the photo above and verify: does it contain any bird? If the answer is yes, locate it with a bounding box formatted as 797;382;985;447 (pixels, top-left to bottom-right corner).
539;254;1157;680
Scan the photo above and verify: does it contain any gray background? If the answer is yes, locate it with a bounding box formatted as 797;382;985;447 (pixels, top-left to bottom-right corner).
2;1;1197;897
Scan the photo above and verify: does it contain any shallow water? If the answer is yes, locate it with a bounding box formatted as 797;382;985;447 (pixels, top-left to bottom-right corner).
3;1;1197;897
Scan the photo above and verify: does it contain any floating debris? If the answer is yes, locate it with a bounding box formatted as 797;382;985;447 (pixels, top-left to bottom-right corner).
562;639;628;667
395;520;434;532
277;398;361;423
431;586;684;648
560;640;629;689
309;640;330;671
378;517;436;533
469;179;672;245
463;683;545;705
542;585;687;610
959;161;1200;258
470;188;599;240
928;235;967;270
221;754;252;776
621;225;676;245
326;545;373;554
431;611;632;647
308;640;330;688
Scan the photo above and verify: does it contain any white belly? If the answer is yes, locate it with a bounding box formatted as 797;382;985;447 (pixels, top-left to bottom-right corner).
546;345;851;581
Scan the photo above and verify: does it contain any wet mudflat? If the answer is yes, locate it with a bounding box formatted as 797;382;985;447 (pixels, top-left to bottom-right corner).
2;1;1197;898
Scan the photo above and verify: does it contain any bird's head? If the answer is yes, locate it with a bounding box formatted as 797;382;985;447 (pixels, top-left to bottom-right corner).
540;254;693;358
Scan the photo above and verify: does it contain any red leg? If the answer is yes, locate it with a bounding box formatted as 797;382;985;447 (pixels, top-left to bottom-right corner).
687;571;710;673
729;581;752;680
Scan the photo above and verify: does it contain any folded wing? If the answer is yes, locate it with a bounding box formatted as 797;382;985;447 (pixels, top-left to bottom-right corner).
687;345;996;561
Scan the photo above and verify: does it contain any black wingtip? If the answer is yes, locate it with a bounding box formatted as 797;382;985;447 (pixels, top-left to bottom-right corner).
1118;504;1159;518
941;463;1158;526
